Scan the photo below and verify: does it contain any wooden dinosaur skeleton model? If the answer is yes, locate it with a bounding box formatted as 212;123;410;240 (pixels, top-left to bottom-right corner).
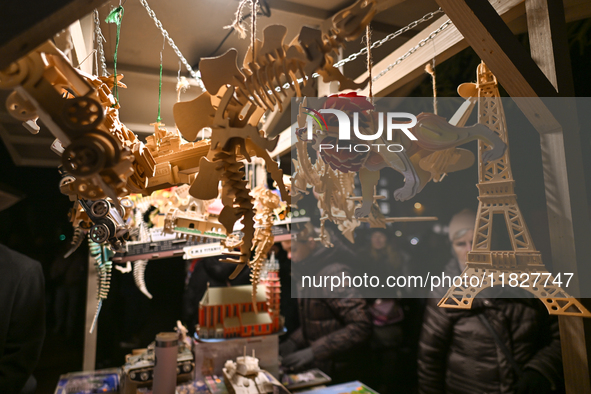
173;0;378;277
249;186;282;308
438;62;590;317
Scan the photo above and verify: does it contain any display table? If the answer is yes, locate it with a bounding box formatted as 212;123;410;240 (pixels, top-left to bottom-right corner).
54;368;377;394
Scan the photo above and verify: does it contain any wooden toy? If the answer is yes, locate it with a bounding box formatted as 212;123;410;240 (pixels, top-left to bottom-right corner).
438;62;590;317
132;259;152;299
89;240;113;333
197;259;282;340
222;348;288;394
295;93;507;221
250;186;282;309
121;323;194;394
0;42;140;203
172;0;378;274
292;97;441;242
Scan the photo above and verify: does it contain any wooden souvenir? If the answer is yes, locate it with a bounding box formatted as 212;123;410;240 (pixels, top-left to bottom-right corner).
249;186;282;309
296;93;507;221
438;62;590;317
172;0;378;270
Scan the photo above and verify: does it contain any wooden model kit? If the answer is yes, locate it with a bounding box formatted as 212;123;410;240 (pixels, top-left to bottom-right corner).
438;62;590;317
249;186;281;308
121;322;194;394
222;349;288;394
197;257;282;339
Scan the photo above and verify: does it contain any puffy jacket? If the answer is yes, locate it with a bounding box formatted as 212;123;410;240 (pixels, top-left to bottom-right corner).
290;240;372;379
418;259;562;394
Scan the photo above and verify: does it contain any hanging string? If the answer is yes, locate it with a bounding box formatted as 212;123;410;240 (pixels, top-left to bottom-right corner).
425;62;437;114
225;0;251;39
365;25;373;102
251;0;258;62
157;36;165;123
105;6;124;105
157;51;163;123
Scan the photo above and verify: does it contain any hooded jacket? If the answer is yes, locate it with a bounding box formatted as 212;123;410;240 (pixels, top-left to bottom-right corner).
418;259;562;394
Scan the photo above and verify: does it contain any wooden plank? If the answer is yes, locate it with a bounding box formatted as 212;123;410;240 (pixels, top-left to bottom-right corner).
0;0;108;69
355;0;524;97
433;0;564;134
525;2;591;389
69;19;92;74
526;0;574;95
435;0;557;97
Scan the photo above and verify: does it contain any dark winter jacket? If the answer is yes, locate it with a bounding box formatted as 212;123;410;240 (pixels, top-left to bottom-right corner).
0;244;45;394
290;240;371;379
418;259;562;394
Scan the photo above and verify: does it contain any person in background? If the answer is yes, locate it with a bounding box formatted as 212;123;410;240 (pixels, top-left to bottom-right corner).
418;209;562;394
0;243;45;394
279;222;371;384
361;228;412;393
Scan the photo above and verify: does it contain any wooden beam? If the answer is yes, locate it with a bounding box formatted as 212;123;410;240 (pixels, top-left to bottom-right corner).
436;0;557;97
525;0;591;391
526;0;574;95
0;0;108;69
355;0;524;97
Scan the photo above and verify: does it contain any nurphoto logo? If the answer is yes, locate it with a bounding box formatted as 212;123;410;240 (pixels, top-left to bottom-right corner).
302;107;417;153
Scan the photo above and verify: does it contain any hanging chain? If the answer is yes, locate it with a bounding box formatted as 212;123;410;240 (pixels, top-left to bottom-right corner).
373;20;452;83
333;8;444;69
138;0;204;89
93;9;108;77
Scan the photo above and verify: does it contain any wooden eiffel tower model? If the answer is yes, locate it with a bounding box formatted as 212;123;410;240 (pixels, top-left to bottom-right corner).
438;62;590;317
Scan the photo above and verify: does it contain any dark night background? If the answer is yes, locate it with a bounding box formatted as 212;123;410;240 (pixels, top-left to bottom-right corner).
0;18;590;394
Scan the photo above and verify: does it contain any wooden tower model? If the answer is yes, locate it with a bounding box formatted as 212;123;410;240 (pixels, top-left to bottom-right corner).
438;62;590;317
